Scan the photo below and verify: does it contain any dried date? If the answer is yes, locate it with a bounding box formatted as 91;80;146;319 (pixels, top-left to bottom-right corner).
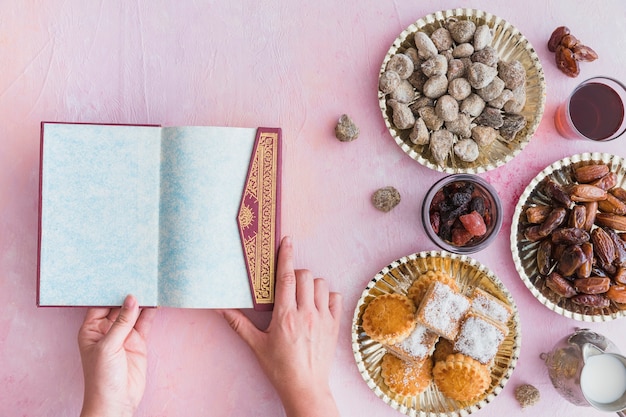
596;213;626;231
526;205;552;224
560;34;579;49
577;242;593;279
583;201;598;231
544;179;571;207
551;228;590;245
614;267;626;286
574;164;610;183
574;277;611;295
591;172;618;191
548;26;598;77
571;294;610;308
548;26;570;52
572;44;598;62
539;207;567;237
607;284;626;304
555;45;579;78
606;227;626;266
524;225;544;242
557;244;587;276
569;205;587;229
545;272;577;298
598;194;626;215
611;187;626;202
537;239;553;275
569;184;607;202
591;227;617;269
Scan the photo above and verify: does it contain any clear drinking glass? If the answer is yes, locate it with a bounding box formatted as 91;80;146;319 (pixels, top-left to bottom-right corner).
554;76;626;141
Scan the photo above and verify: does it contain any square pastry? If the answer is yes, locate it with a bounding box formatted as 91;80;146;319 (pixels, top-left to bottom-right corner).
386;323;439;363
454;311;508;364
470;287;513;324
416;281;471;340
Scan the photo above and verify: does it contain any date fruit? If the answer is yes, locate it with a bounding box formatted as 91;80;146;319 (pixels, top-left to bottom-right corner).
591;227;617;269
551;228;590;245
569;205;587;229
572;44;598;62
574;277;610;295
569;184;607;202
545;272;577;298
537;239;553;276
539;207;567;236
548;26;570;52
546;272;578;298
598;194;626;215
574;164;610;183
596;213;626;231
544;179;571;206
557;244;587;276
571;294;610;308
526;205;552;224
577;242;593;279
548;26;598;77
607;284;626;304
555;45;579;78
592;172;618;191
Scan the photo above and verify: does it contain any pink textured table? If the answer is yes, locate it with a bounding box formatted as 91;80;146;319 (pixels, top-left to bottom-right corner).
2;1;626;416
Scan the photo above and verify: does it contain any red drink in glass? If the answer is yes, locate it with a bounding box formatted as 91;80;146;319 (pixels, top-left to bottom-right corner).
555;77;626;141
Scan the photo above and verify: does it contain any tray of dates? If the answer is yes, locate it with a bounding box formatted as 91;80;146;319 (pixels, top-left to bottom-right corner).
511;153;626;321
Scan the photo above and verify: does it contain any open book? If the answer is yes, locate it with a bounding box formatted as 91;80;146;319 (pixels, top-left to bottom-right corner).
37;122;281;310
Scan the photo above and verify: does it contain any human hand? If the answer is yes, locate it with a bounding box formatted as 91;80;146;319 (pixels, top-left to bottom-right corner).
77;295;157;417
219;236;342;417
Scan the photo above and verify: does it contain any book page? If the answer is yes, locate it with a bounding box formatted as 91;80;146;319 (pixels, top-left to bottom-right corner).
158;126;256;308
39;124;161;306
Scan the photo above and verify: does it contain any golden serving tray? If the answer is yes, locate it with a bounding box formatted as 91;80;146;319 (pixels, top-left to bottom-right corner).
511;152;626;322
379;8;546;174
352;251;520;416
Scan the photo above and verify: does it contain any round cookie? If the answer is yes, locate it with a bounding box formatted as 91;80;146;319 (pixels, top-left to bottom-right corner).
408;270;459;307
433;353;491;401
381;353;433;396
362;294;417;345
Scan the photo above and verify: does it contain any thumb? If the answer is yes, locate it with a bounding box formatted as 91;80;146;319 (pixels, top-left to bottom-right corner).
104;295;141;348
218;309;261;349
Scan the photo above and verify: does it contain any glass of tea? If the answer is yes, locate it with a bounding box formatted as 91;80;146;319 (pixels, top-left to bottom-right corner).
555;76;626;141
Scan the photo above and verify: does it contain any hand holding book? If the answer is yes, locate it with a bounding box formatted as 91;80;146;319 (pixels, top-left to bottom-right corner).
77;237;342;417
78;295;157;417
219;236;342;417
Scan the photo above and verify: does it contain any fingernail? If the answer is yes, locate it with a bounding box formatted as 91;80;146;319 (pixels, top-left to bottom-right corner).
123;295;137;309
282;236;292;247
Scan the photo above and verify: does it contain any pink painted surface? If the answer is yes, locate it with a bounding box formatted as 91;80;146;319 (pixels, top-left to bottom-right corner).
1;1;626;416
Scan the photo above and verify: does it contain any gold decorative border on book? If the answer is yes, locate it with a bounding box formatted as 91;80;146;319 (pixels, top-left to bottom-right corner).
237;128;280;309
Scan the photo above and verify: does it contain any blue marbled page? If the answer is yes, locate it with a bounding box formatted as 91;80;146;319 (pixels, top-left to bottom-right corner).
39;124;161;306
39;123;256;308
158;126;255;308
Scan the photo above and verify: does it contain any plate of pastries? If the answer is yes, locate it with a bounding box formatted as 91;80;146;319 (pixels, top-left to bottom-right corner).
352;251;520;416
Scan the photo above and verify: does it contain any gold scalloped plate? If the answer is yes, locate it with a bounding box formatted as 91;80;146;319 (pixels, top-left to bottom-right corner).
511;153;626;322
379;8;546;174
352;251;521;417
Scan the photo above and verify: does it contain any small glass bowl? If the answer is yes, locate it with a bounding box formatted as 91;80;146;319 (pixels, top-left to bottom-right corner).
422;174;503;254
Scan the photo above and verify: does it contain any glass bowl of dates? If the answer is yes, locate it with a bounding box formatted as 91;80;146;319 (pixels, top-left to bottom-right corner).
423;174;503;254
511;153;626;321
